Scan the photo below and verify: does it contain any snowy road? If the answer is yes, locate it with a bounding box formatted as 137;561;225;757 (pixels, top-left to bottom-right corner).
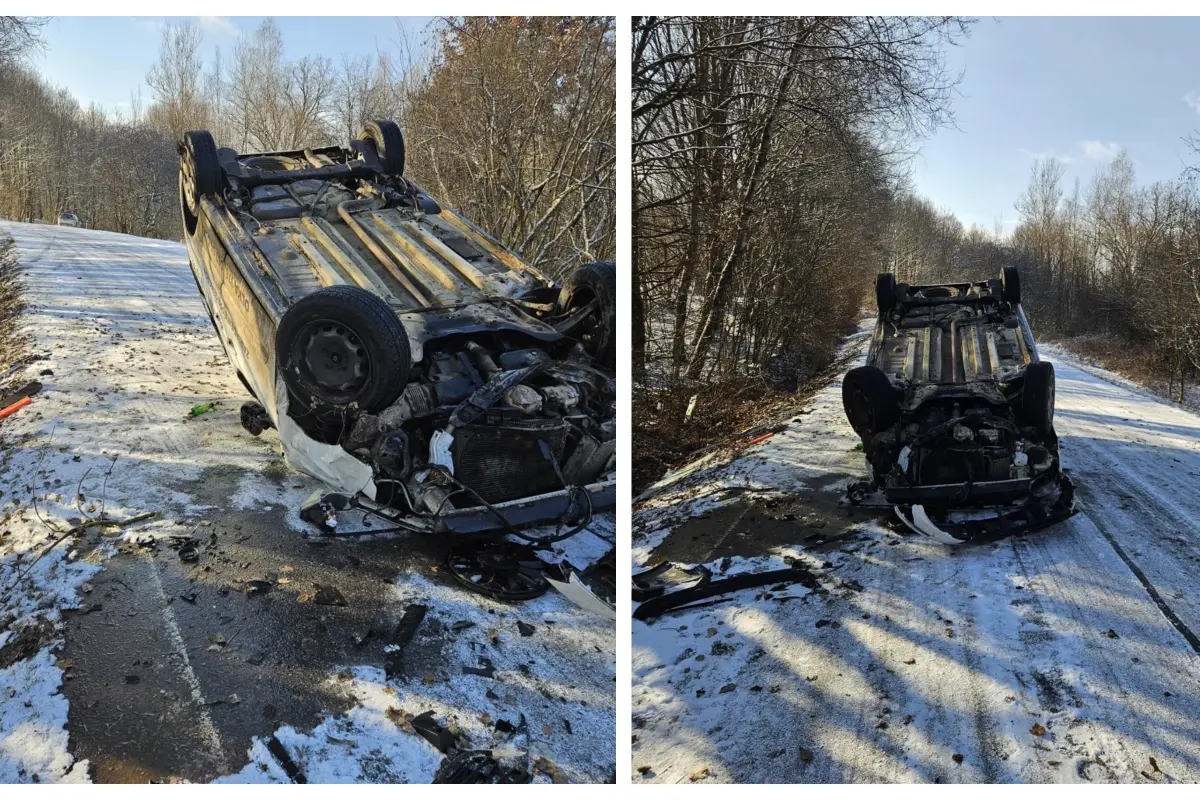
0;222;614;783
632;327;1200;783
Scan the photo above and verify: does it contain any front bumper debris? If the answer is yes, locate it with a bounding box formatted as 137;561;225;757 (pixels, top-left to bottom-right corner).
890;472;1077;544
301;478;616;536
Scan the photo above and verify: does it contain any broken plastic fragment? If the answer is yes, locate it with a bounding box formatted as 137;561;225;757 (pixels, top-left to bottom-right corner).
547;572;616;620
895;505;968;546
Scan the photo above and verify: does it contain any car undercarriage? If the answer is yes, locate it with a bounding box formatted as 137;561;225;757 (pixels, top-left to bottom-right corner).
843;268;1076;543
178;121;617;579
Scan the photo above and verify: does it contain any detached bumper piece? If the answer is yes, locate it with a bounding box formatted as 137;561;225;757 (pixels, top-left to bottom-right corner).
633;564;821;621
893;472;1077;544
300;478;615;536
435;479;616;535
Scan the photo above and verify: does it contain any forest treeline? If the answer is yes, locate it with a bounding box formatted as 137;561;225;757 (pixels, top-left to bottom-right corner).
891;153;1200;405
632;14;1200;489
0;16;614;279
631;15;975;487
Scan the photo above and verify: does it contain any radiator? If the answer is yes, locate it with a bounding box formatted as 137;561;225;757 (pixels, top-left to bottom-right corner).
451;419;570;504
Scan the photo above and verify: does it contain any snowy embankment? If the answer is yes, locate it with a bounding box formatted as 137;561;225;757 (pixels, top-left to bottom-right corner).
0;222;614;783
633;324;1200;783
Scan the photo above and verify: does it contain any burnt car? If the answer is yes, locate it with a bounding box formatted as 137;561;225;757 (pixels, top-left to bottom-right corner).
842;267;1075;543
178;121;615;537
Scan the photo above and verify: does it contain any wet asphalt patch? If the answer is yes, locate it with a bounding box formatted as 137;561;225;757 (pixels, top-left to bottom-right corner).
57;464;465;783
647;471;889;567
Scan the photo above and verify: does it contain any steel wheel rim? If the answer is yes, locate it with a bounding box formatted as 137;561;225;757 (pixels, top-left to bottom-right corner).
446;541;550;601
291;318;370;404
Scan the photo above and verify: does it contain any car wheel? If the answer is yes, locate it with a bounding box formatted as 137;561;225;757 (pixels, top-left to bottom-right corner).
1001;266;1021;305
557;261;615;369
1021;361;1055;434
842;365;900;437
179;130;222;235
276;286;411;412
876;272;897;314
358;120;406;177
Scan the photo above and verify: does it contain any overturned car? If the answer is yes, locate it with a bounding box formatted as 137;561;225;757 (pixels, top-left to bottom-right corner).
178;121;616;538
842;267;1076;543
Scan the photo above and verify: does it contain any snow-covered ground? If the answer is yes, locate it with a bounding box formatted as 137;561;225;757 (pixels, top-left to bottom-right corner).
0;222;614;783
632;322;1200;783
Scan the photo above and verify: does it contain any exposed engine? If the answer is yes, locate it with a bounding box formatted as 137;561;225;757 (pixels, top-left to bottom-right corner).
334;335;615;514
863;398;1058;498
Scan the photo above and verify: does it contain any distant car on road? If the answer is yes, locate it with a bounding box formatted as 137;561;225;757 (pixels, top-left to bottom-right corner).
57;212;81;227
843;267;1076;543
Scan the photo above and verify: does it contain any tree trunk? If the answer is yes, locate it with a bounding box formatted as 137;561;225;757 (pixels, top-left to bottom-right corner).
685;35;806;381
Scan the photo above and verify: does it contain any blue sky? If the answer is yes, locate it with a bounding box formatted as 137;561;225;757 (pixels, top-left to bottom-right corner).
31;16;1200;238
909;16;1200;234
32;16;435;113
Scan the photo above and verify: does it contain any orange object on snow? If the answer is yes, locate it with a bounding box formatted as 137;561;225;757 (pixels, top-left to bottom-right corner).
745;432;775;447
0;395;31;419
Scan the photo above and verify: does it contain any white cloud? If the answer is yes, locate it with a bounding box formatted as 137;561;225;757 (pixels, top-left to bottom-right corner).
1016;147;1075;164
132;17;236;38
131;18;165;34
1080;140;1120;161
1185;91;1200;115
195;16;239;37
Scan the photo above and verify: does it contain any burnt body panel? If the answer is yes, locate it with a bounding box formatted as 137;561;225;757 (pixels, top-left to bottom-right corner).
181;133;615;533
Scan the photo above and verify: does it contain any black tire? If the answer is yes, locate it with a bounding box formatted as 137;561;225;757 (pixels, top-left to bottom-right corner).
1020;360;1055;435
358;120;406;177
1001;266;1021;305
557;261;616;368
179;130;221;235
876;272;897;314
276;286;411;412
842;365;900;437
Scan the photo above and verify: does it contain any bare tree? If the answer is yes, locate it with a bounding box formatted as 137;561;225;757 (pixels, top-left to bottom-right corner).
633;16;971;386
631;16;976;488
0;14;613;289
0;16;46;65
405;16;616;278
145;21;211;139
225;20;336;151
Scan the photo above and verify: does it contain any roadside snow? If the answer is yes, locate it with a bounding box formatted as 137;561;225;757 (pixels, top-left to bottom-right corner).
0;222;236;782
219;570;616;784
1042;341;1200;418
215;667;446;784
632;321;872;570
0;649;89;783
